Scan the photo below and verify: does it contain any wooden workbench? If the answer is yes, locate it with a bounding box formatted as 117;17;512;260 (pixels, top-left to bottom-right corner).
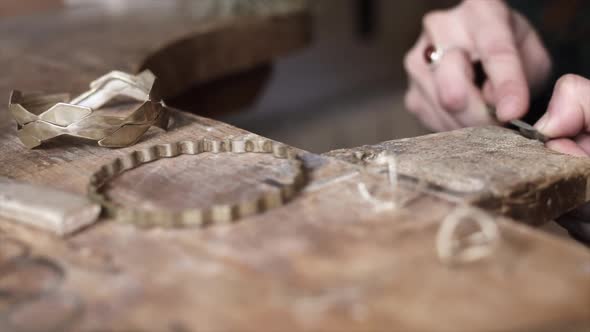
0;2;589;331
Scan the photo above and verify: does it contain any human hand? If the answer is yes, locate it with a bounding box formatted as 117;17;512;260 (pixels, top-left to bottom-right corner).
404;0;552;132
535;74;590;157
533;74;590;244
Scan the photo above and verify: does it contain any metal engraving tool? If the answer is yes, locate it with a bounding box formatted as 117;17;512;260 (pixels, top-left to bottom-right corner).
474;62;548;143
487;106;548;143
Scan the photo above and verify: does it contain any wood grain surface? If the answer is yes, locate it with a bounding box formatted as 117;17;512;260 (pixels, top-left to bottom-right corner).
0;0;310;105
0;0;62;18
326;126;590;225
1;109;590;332
0;2;589;332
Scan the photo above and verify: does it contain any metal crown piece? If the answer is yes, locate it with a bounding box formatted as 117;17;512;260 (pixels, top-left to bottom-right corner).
88;138;308;228
9;70;169;149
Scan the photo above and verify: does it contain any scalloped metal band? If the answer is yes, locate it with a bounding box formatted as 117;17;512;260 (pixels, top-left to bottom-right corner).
9;70;168;149
88;138;308;228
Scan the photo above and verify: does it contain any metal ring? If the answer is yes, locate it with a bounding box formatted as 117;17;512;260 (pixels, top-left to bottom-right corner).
424;44;442;66
0;237;31;266
0;257;65;301
87;138;309;228
424;45;466;69
0;291;85;332
436;206;501;265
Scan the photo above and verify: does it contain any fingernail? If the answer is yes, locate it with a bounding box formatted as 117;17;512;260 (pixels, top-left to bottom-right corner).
496;96;521;121
535;111;560;137
534;113;549;132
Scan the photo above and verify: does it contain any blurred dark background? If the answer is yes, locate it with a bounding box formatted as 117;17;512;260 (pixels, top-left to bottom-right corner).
2;0;458;153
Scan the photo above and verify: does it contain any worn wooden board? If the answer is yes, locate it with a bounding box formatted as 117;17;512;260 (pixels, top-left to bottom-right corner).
326;126;590;226
0;0;310;103
0;2;589;331
1;110;590;332
0;0;62;18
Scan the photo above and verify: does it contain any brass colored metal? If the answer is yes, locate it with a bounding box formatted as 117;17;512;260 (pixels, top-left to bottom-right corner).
9;70;168;149
88;138;308;228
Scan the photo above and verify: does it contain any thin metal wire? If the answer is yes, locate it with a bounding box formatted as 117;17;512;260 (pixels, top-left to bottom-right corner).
436;205;501;266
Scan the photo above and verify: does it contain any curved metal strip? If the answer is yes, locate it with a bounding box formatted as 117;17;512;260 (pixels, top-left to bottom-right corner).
87;138;308;228
8;70;168;149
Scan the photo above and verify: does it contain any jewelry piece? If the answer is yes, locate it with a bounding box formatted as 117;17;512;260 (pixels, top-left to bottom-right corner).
9;70;168;149
424;45;466;69
88;138;309;228
424;44;443;66
436;205;500;266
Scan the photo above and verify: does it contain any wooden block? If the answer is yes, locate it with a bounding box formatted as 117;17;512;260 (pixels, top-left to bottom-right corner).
0;177;100;236
325;126;590;225
0;3;588;331
0;110;589;332
0;166;589;331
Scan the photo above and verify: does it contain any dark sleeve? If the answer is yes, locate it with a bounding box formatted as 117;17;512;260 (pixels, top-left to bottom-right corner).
507;0;590;123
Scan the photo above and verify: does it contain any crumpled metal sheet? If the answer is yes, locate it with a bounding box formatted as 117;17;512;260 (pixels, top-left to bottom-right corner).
9;70;168;149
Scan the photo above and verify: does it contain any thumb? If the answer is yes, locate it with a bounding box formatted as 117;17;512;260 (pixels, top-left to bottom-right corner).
535;75;590;138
